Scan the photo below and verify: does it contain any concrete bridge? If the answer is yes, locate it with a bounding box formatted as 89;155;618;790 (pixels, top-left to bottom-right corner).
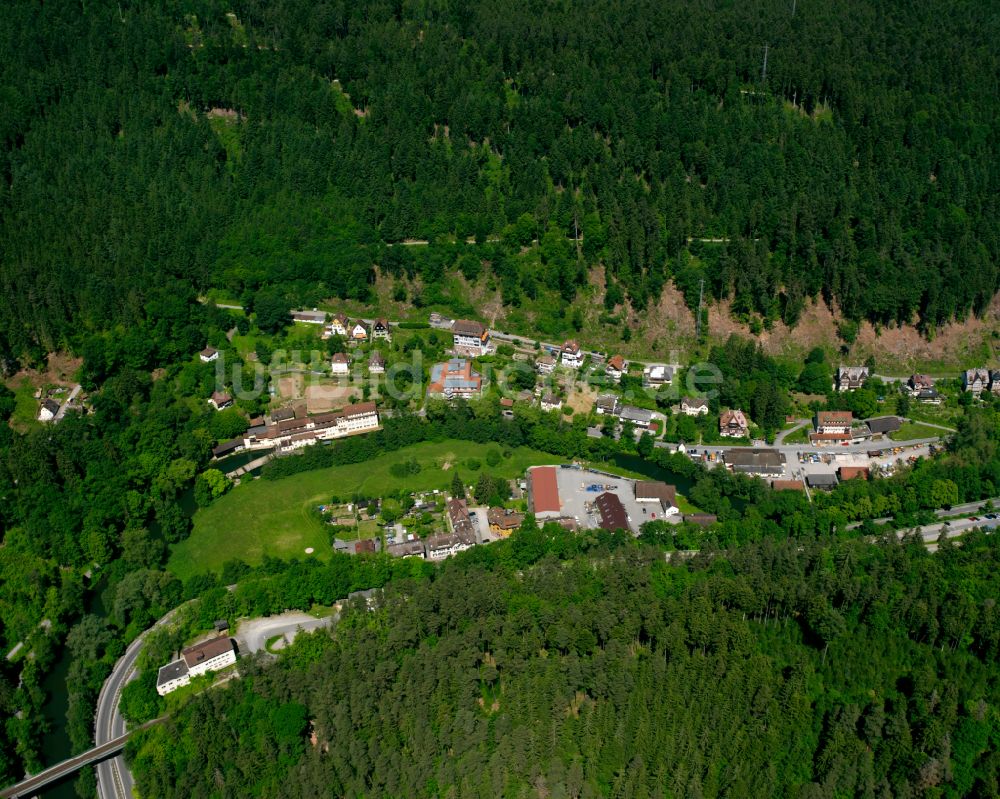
226;451;273;478
0;719;162;799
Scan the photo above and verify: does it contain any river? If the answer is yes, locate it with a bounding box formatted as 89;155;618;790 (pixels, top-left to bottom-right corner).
36;578;110;798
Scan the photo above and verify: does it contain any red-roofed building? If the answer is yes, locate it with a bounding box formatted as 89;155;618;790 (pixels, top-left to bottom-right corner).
528;466;561;517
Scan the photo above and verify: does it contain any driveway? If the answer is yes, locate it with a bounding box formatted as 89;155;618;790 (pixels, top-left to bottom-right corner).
234;611;336;654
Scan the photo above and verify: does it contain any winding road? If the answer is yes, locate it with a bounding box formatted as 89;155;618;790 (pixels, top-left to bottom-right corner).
92;605;336;799
94;606;186;799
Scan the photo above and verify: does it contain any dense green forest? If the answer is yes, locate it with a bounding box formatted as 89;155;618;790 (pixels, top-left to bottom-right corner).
2;0;999;363
127;531;1000;797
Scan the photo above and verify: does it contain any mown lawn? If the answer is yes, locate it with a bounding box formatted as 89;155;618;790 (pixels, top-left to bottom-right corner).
168;440;555;578
890;421;949;442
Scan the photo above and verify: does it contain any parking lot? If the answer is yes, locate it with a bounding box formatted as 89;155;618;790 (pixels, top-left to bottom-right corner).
553;466;678;532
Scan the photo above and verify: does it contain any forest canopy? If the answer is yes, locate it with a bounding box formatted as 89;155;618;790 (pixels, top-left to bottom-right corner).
126;531;1000;798
1;0;998;362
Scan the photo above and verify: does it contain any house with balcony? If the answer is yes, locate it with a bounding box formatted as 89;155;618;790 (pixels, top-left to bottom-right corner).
452;320;490;355
680;397;709;416
560;340;584;368
836;365;869;391
719;409;748;438
643;364;674;388
605;355;627;382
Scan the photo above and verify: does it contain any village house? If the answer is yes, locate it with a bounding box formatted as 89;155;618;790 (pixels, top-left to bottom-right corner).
915;388;943;405
199;347;219;363
541;392;563;412
595;393;621;416
633;481;679;517
963;368;990;395
643;364;674;388
386;539;427;558
605;355;627;382
323;313;350;339
487;507;524;537
38;398;60;422
330;352;350;376
350;322;369;342
499;397;514;418
680;397;709;416
208;391;233;411
719;409;749;438
810;410;853;445
425;529;476;560
836;365;870;392
535;353;556;374
429;359;483;399
560;340;584;368
908;374;934;395
368;351;385;374
815;410;853;434
991;370;1000;395
447;497;476;537
619;405;654;430
451;319;490;356
371;318;392;341
771;479;805;492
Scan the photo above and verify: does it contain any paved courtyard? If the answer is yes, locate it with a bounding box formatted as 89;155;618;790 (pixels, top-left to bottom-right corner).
552;466;679;532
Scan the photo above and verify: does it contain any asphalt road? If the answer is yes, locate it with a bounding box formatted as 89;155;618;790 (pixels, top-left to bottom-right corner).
94;605;185;799
234;611;336;654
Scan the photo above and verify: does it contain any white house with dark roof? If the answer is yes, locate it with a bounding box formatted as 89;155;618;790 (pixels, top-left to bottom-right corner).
200;347;219;363
719;409;748;438
560;340;584;368
452;320;490;355
38;398;60;422
208;391;233;411
680;397;709;416
643;364;674;388
963;368;989;395
836;365;869;391
331;352;350;376
541;393;563;412
536;353;556;374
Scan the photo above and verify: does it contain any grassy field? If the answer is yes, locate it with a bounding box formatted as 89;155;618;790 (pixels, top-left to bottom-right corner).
781;425;811;445
167;440;557;579
890;421;950;441
8;379;43;431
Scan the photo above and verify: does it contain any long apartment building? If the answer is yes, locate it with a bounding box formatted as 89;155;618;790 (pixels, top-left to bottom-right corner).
242;402;380;451
156;637;238;696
